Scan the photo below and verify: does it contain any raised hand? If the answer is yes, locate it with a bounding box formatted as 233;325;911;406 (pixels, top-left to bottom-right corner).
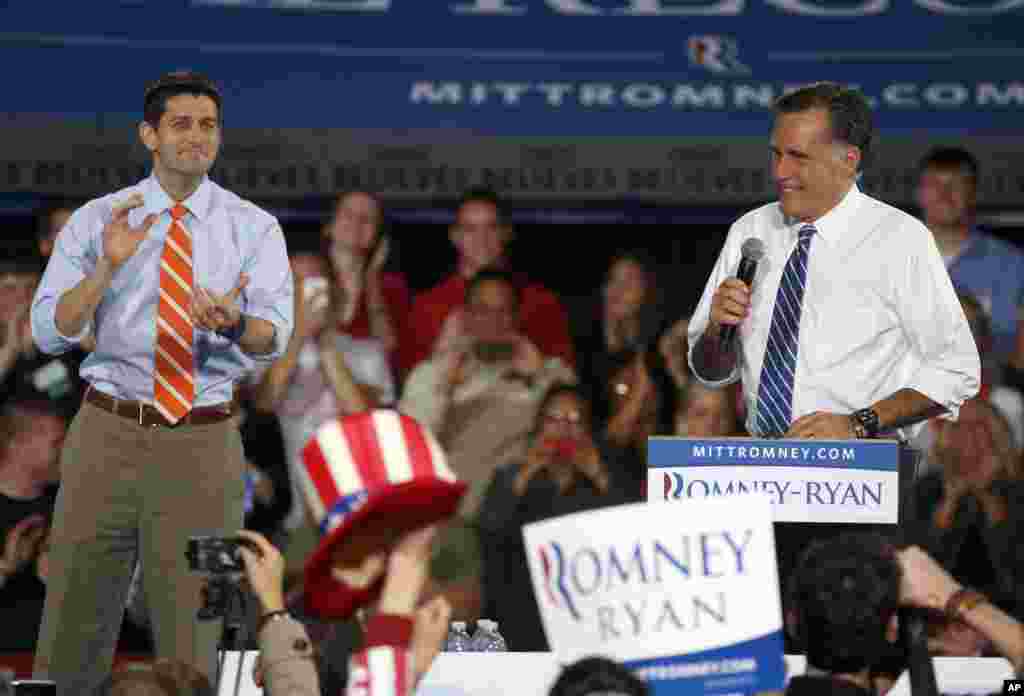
0;514;47;578
412;596;452;684
573;435;610;494
513;437;558;496
103;193;157;269
192;274;249;335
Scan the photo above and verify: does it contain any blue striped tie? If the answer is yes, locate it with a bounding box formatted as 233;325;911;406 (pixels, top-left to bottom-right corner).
755;225;816;437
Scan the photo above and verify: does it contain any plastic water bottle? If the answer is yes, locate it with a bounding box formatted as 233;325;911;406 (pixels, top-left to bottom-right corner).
470;619;508;652
444;621;472;652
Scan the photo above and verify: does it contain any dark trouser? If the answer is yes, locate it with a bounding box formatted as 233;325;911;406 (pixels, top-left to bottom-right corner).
33;401;245;696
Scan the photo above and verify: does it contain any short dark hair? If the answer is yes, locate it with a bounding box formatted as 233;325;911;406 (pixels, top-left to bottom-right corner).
788;532;901;674
465;267;521;309
548;656;649;696
918;146;979;186
144;70;223;128
457;187;506;224
774;82;874;170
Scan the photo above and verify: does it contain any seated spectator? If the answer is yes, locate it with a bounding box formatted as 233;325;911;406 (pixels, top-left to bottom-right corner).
573;251;669;431
403;188;574;373
0;392;64;652
400;268;574;517
785;533;902;696
548;656;649;696
477;383;636;651
252;251;394;533
907;396;1024;621
323;191;411;378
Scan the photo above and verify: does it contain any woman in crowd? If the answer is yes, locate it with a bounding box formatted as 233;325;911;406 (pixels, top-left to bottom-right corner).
252;251;395;532
322;191;411;379
476;383;636;651
573;251;672;433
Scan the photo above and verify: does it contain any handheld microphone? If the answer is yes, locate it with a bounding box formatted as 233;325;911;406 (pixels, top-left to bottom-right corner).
718;238;765;352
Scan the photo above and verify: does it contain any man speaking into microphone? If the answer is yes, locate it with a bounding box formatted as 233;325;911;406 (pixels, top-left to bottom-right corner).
688;82;979;444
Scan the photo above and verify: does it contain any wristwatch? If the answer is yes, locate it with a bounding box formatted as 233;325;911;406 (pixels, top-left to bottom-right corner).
851;407;881;439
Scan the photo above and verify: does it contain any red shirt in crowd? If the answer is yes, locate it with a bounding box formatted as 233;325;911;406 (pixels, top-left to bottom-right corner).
401;273;575;375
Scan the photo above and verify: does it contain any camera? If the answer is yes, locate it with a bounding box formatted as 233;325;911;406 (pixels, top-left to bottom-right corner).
185;536;259;622
10;681;57;696
185;536;247;575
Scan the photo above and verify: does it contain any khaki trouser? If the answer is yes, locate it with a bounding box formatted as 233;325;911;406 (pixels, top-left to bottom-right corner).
33;401;245;696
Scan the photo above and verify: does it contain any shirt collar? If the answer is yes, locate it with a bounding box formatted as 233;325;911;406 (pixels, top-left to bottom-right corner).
784;182;861;246
141;174;214;221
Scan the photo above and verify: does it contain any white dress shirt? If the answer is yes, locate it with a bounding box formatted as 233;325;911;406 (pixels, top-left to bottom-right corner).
688;184;980;439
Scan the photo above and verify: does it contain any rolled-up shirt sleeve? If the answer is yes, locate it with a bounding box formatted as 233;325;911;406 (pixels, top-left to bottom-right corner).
687;216;745;388
31;204;97;355
242;221;294;361
897;221;981;419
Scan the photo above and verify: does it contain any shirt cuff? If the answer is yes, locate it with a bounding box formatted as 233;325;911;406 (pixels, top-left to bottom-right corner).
363;613;415;649
244;307;291;360
687;340;740;388
907;365;979;422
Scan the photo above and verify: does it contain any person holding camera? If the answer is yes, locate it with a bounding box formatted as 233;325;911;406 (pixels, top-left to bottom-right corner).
477;383;635;651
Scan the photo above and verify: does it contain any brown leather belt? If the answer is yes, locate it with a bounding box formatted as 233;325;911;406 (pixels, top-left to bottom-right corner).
85;387;236;428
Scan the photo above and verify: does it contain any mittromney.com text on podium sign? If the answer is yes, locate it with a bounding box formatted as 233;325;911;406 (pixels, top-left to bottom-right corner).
647;437;900;524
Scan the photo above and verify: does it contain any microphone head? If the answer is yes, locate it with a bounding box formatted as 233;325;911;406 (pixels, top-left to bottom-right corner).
740;237;766;262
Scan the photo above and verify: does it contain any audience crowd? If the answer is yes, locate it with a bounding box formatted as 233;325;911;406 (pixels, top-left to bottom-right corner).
2;145;1023;695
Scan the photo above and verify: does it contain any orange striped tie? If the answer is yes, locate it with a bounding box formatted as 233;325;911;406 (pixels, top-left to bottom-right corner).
153;204;195;424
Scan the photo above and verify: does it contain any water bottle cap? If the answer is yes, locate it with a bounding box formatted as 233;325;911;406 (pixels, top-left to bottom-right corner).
452;621;467;630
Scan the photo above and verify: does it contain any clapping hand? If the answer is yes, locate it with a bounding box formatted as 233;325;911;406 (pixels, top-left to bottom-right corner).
102;193;156;269
192;274;249;335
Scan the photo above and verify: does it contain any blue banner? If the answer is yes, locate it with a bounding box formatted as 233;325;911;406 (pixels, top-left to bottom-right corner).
2;0;1023;137
648;437;900;471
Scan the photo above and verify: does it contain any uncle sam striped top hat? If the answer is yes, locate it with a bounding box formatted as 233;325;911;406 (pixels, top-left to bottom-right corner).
300;409;466;619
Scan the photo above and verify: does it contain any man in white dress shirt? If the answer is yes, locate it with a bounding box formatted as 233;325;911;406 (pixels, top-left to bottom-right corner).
689;82;979;442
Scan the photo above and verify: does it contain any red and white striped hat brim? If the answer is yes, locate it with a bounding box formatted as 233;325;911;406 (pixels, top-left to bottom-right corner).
300;409;466;619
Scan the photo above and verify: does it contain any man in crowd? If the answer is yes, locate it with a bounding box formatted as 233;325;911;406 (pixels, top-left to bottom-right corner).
916;146;1024;367
0;392;65;651
403;188;574;373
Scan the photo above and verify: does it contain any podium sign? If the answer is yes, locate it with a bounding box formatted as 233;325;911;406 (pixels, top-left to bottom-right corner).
648;437;900;524
523;496;785;696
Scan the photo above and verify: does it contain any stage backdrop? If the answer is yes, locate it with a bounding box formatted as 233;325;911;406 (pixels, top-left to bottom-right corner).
2;0;1023;205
